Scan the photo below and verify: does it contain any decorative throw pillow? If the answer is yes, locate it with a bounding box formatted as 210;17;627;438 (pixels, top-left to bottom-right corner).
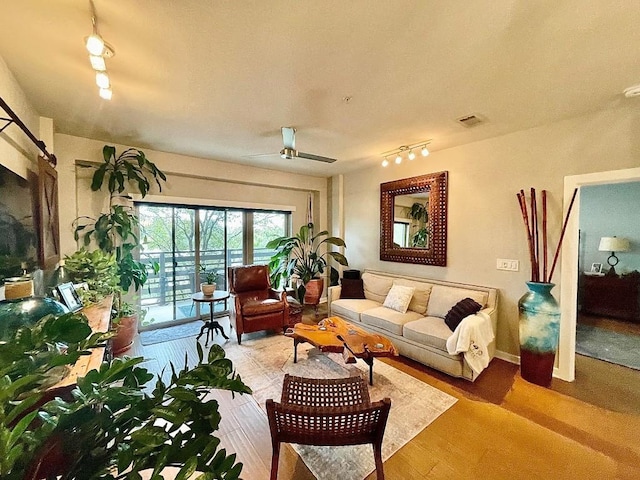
444;297;483;331
383;285;415;314
340;278;365;299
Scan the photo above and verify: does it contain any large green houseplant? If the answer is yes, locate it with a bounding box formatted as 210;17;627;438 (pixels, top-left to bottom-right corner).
73;146;166;350
405;202;429;247
0;311;251;479
64;248;120;305
266;223;348;304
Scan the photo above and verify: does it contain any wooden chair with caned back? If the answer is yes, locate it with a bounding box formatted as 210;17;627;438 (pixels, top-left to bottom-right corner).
265;374;391;480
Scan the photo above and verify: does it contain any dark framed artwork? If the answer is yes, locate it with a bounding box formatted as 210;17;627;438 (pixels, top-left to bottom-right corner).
56;282;83;312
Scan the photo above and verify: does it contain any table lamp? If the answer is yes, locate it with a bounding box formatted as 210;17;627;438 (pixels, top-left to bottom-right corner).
598;236;630;276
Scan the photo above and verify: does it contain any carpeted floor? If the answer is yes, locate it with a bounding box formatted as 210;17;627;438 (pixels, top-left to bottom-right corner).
576;323;640;370
225;333;456;480
140;320;203;346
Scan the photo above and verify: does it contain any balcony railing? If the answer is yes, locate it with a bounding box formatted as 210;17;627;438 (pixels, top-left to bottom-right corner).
140;248;274;307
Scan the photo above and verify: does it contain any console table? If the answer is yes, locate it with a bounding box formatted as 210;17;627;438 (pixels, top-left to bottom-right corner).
51;296;113;390
580;272;640;323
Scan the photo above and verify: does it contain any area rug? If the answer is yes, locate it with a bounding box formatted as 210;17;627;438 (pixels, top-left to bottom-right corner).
225;333;457;480
576;323;640;370
139;320;203;346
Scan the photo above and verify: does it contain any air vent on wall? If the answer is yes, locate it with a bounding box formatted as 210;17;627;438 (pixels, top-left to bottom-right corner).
456;114;483;128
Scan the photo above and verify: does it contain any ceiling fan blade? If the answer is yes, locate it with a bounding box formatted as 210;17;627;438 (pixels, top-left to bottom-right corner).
282;127;296;149
296;151;337;163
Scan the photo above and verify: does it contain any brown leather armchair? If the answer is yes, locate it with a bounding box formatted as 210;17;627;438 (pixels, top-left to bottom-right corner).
227;265;287;344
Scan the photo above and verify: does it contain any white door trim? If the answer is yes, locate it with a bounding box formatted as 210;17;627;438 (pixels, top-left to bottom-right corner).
558;167;640;381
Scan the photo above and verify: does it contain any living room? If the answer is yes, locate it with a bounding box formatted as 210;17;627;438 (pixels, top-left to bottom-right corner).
1;2;639;479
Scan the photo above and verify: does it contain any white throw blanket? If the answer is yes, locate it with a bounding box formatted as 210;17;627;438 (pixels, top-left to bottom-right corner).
445;311;494;375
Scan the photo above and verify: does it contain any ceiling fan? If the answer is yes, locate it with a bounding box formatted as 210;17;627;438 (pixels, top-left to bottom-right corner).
279;127;337;163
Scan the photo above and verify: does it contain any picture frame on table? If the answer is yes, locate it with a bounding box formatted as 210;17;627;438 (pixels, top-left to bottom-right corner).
56;282;83;312
590;263;603;274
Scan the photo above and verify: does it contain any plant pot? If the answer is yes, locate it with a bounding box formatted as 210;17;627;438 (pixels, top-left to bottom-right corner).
112;314;137;356
201;283;216;296
303;278;324;306
518;282;560;387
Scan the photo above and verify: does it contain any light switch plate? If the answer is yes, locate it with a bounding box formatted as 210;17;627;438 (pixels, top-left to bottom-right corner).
497;259;519;271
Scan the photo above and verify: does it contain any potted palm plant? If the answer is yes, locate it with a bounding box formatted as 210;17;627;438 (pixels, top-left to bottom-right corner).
266;223;348;305
74;145;166;353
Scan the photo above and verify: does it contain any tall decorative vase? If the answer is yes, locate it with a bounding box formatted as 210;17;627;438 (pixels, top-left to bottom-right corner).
518;281;561;387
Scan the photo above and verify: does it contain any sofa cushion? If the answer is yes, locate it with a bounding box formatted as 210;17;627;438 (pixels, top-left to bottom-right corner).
403;317;453;351
392;279;433;314
361;306;423;336
426;285;488;319
444;297;483;331
340;278;365;299
362;272;393;303
383;285;415;314
330;298;380;323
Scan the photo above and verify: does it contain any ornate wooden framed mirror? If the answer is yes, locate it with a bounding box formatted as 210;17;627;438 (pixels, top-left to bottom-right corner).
380;171;448;265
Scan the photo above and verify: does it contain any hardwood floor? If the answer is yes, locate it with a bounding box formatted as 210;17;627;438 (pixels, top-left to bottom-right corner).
130;311;640;480
578;312;640;336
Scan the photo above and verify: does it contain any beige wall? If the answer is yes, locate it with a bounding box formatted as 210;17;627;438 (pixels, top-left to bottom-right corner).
54;134;328;258
340;102;640;358
0;55;44;178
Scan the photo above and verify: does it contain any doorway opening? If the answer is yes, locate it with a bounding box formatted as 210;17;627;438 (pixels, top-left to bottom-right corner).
551;167;640;414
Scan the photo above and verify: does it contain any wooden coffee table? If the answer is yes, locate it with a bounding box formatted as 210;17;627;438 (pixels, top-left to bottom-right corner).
285;316;397;385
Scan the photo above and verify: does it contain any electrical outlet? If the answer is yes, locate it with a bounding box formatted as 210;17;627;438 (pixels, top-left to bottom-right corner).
497;259;519;271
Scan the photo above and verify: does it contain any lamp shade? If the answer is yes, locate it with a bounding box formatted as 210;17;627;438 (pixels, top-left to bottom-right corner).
598;236;630;252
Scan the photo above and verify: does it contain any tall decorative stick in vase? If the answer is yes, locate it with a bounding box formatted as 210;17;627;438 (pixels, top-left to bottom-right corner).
515;187;577;386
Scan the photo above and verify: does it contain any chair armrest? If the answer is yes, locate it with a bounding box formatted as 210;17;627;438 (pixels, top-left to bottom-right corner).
327;285;342;313
268;288;286;301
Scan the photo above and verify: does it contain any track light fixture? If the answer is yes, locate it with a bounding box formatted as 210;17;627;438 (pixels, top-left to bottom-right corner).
85;0;115;100
380;140;431;166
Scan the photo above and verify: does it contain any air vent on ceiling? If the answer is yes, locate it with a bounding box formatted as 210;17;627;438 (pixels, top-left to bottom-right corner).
456;114;483;128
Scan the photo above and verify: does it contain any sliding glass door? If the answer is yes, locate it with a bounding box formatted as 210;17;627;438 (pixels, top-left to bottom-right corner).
138;205;197;329
138;204;288;330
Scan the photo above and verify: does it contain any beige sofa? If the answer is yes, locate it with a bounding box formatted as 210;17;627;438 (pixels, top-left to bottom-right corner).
328;270;498;381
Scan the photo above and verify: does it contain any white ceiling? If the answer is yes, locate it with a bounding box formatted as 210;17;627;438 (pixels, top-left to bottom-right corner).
1;1;639;176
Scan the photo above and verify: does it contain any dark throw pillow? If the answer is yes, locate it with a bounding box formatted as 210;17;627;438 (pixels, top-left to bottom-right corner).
444;297;482;331
340;278;365;299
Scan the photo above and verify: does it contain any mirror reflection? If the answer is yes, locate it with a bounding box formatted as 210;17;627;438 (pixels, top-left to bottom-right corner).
393;193;430;248
380;171;447;266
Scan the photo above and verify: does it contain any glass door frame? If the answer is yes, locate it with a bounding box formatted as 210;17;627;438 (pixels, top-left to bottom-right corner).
136;202;290;332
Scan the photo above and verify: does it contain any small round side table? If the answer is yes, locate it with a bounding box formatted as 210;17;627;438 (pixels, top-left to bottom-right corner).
192;290;230;345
